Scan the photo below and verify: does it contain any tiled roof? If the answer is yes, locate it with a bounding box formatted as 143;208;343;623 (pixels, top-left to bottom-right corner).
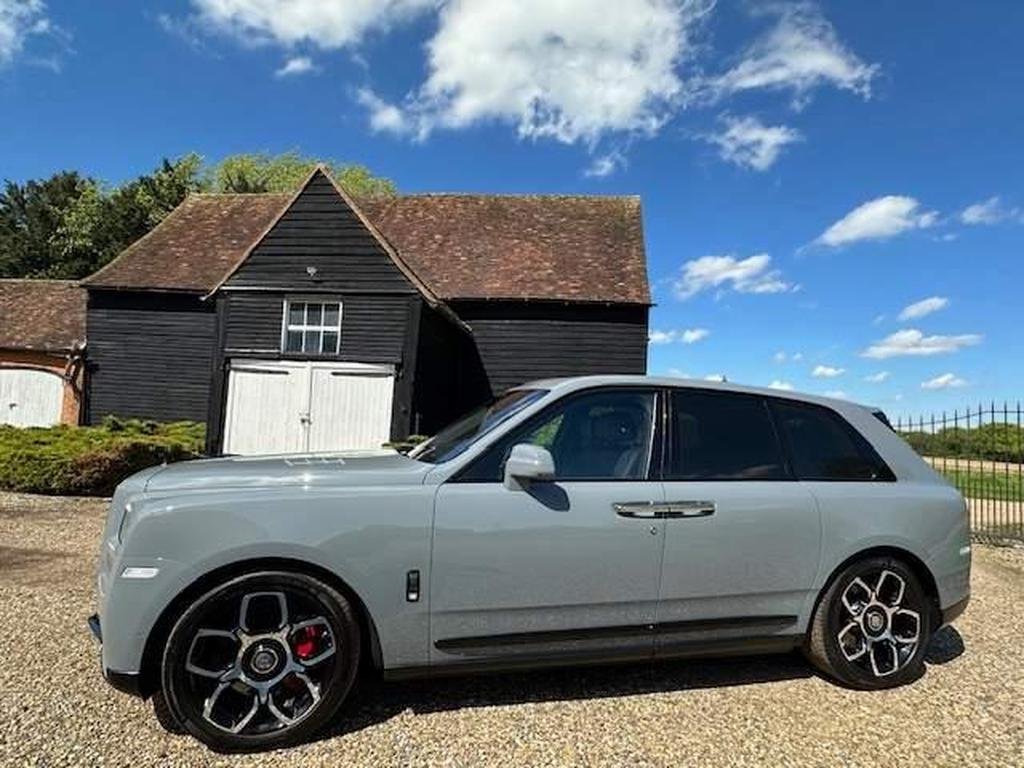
83;189;650;304
82;194;290;292
0;279;86;352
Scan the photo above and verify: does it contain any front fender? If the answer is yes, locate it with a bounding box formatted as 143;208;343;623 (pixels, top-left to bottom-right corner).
102;484;433;677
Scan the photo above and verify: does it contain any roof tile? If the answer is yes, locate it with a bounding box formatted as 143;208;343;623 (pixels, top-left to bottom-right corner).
0;279;86;352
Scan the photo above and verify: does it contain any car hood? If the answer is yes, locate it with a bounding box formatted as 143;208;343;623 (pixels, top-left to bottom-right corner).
142;449;431;493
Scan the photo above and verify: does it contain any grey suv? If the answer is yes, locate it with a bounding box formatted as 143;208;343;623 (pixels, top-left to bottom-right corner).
90;377;970;752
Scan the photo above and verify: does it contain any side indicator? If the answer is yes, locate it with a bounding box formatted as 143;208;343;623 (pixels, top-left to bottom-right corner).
121;566;160;580
406;570;421;602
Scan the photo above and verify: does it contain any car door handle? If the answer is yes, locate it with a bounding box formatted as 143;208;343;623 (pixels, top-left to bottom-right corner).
663;500;716;518
613;501;663;518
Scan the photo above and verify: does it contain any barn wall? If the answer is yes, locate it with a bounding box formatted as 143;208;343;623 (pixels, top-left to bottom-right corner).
452;301;649;395
221;291;411;364
224;171;417;295
85;290;216;424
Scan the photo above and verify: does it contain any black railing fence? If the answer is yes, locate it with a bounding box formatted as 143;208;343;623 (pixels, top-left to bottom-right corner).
894;402;1024;544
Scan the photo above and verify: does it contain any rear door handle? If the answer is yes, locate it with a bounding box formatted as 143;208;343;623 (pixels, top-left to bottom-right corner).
663;500;716;518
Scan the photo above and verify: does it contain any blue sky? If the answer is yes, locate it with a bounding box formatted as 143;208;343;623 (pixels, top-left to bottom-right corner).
2;1;1022;419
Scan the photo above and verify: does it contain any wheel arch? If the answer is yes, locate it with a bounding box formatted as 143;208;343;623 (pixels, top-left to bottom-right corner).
136;557;385;699
812;545;942;633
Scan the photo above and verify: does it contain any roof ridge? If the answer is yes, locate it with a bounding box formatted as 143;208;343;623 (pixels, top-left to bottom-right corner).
0;278;80;285
389;192;641;200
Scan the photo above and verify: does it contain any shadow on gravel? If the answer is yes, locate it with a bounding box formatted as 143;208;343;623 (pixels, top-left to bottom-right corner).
925;626;965;665
322;652;815;742
318;627;968;744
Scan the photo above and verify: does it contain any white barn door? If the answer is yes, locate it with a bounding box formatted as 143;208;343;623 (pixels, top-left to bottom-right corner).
308;364;395;452
0;368;64;427
223;360;395;455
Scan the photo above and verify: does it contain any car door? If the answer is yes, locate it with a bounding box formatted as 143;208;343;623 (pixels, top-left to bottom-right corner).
655;389;821;655
430;387;665;667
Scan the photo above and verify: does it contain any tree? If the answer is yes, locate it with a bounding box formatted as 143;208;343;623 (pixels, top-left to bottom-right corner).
0;172;97;278
207;151;396;198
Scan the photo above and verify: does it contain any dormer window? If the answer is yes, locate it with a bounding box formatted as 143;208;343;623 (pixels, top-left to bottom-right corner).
281;298;342;354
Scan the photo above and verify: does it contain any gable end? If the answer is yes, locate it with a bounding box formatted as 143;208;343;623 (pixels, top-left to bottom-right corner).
221;170;418;295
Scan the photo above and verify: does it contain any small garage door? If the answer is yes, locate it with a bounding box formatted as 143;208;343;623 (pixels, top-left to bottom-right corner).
0;368;64;428
223;360;395;455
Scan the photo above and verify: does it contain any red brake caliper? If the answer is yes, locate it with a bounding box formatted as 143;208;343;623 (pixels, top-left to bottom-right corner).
291;625;324;661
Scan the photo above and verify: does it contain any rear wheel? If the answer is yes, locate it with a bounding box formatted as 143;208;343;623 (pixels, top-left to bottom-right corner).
159;571;361;752
806;557;932;690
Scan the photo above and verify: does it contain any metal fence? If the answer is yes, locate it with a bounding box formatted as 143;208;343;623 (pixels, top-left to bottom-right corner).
893;402;1023;545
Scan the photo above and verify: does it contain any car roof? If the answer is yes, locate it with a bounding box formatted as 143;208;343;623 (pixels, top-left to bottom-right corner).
516;375;880;415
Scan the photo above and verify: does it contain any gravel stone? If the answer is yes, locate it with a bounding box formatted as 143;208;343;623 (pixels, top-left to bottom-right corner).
1;491;1022;767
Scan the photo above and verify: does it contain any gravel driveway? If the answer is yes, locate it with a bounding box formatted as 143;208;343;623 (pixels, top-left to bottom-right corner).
1;491;1022;767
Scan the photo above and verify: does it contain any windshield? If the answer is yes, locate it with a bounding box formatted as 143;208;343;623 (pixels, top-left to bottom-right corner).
409;389;547;464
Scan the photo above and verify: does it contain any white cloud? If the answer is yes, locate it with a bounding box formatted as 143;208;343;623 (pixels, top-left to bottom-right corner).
816;196;938;247
704;373;727;382
773;351;787;363
861;329;982;359
864;371;890;383
960;196;1020;225
769;380;794;391
648;327;710;345
275;55;316;77
707;2;878;106
189;0;436;49
898;296;948;321
824;390;849;400
705;114;802;171
673;253;795;300
356;87;414;135
0;0;50;64
812;364;844;378
584;150;627;178
377;0;713;146
921;373;967;390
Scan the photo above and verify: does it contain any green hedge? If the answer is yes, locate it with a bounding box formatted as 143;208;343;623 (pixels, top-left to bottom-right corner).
0;418;205;496
900;422;1024;463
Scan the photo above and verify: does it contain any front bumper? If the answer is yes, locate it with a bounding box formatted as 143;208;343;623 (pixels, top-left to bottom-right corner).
87;614;145;698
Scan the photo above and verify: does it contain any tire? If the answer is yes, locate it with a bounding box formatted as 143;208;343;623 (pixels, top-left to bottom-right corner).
806;556;932;690
151;690;186;734
159;571;361;752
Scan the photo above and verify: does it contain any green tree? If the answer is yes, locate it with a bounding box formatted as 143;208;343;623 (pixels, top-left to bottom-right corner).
0;171;97;278
207;151;396;198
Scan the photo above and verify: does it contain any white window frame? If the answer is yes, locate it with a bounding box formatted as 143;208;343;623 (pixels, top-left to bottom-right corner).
280;297;343;355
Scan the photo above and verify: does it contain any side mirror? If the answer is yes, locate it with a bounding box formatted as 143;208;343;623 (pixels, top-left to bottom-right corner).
503;444;555;491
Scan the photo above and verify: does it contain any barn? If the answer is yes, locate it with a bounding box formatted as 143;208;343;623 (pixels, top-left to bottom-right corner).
0;279;86;427
81;167;650;455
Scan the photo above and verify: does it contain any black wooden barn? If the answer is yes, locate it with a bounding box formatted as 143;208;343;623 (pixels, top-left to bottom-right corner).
81;168;650;455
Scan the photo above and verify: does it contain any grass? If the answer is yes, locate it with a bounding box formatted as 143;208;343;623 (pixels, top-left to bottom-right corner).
939;468;1024;500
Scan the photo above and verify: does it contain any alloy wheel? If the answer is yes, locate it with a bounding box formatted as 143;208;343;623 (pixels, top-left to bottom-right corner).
174;586;342;737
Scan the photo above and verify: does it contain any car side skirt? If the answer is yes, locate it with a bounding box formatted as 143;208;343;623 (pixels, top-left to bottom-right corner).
386;617;801;681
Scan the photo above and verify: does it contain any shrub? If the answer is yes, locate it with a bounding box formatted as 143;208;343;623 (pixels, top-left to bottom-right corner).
0;420;205;496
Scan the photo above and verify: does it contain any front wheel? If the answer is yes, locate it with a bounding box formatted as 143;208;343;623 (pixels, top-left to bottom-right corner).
806;557;932;690
159;571;361;752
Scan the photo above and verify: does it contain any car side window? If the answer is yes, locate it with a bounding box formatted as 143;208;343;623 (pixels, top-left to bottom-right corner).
771;400;892;481
457;389;658;482
668;390;788;480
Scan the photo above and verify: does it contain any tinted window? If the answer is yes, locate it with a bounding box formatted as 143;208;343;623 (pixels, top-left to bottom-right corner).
668;391;786;480
409;389;546;464
459;389;657;482
771;400;889;481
